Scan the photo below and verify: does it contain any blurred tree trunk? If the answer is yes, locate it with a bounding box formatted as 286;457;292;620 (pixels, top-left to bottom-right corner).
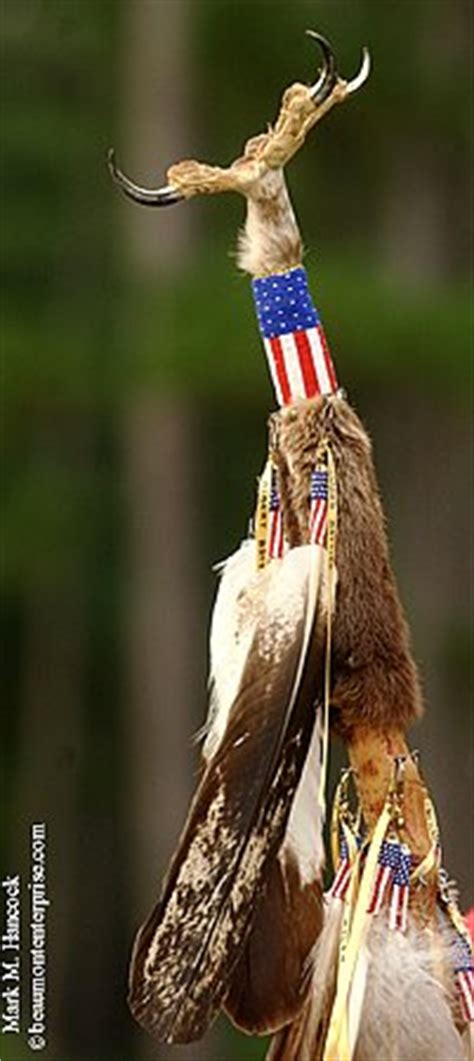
382;138;447;283
118;2;214;1058
382;3;468;282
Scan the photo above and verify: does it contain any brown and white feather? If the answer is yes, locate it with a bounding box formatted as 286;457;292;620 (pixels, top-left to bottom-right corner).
128;543;329;1043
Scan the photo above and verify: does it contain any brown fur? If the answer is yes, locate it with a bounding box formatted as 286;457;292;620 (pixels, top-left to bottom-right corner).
270;394;424;740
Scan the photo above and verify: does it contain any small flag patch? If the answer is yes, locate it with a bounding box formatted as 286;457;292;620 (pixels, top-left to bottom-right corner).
268;466;285;560
366;839;399;916
310;467;328;547
453;934;474;1023
388;844;411;933
330;835;352;901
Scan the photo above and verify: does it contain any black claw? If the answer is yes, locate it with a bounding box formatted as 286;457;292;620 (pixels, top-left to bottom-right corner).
107;149;184;207
306;30;338;104
306;31;370;102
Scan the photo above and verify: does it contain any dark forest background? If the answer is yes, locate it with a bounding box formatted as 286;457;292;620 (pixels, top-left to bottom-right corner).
0;2;471;1060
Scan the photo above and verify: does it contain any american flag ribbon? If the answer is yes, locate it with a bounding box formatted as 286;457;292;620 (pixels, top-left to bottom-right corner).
330;835;352;901
310;466;329;547
268;464;285;560
366;839;399;916
388;843;411;932
453;934;474;1022
252;267;338;405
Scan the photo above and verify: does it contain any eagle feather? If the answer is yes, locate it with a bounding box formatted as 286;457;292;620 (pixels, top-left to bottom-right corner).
128;542;329;1043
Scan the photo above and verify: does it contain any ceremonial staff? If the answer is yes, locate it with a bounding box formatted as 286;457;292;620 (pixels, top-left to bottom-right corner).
109;32;473;1060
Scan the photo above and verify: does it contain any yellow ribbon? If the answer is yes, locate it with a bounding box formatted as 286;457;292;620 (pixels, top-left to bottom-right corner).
254;457;272;570
323;784;394;1061
318;441;338;811
411;791;441;884
335;815;363;1057
334;855;360;1060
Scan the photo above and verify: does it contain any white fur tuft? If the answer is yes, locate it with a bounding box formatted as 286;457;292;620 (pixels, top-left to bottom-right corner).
236;171;302;278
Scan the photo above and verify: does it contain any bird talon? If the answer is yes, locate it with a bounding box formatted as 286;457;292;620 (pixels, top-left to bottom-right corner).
306;30;371;103
106;148;184;207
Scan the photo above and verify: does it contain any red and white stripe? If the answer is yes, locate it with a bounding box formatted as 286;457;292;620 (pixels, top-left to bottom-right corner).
268;507;284;560
388;883;409;932
330;858;352;901
366;863;393;916
456;969;474;1022
264;325;338;406
309;497;327;547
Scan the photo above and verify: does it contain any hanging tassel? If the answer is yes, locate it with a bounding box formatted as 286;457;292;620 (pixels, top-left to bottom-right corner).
310;465;329;546
453;934;474;1024
387;843;411;933
254;455;286;568
329;772;359;903
439;869;474;1027
268;462;285;560
330;832;352;902
366;838;399;917
255;457;272;570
